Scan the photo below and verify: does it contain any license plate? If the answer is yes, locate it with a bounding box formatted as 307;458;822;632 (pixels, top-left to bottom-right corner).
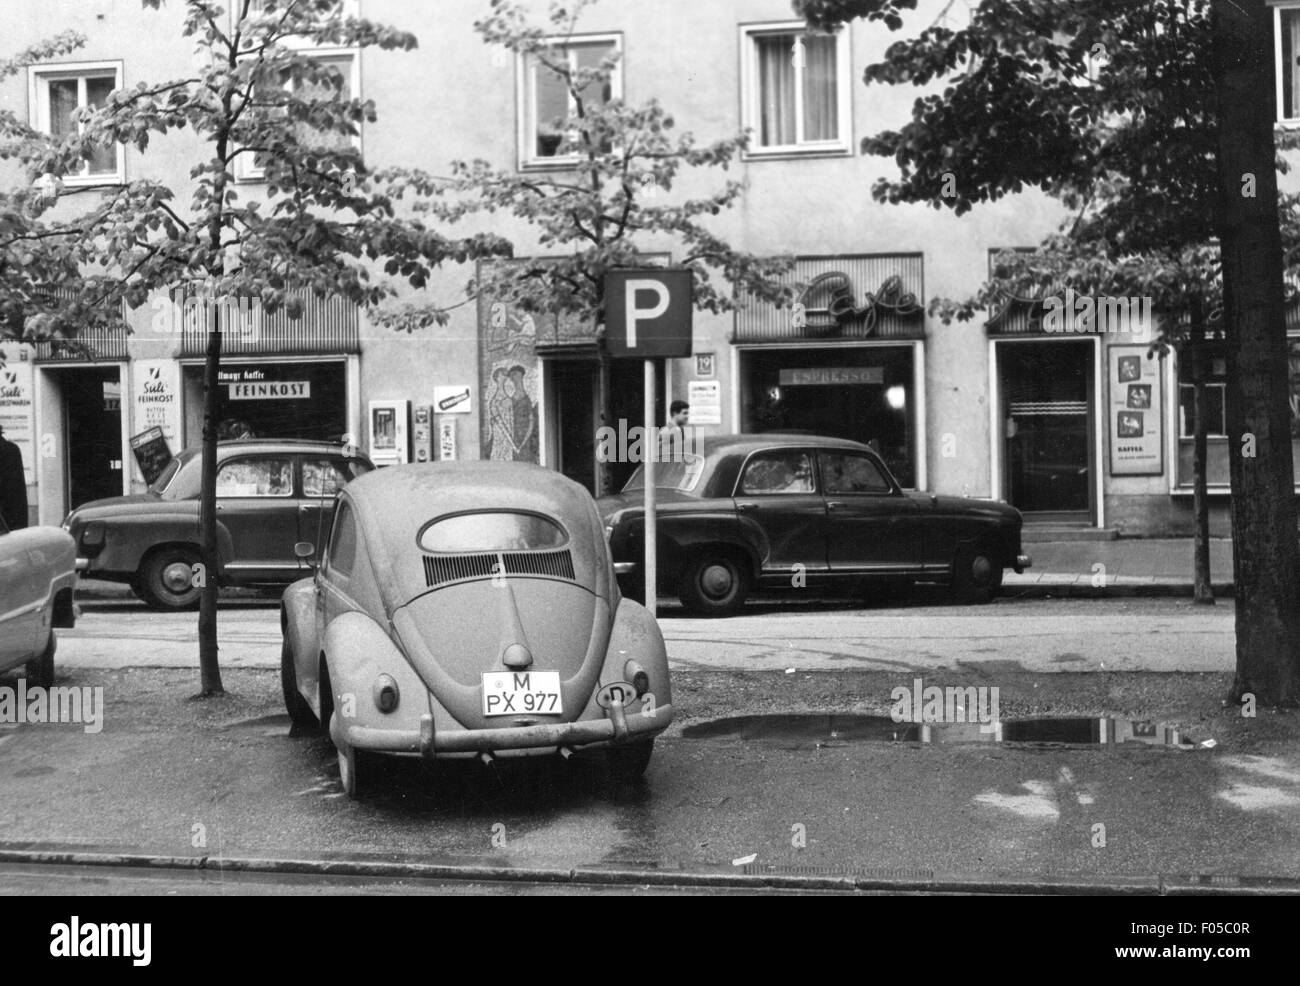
482;671;563;716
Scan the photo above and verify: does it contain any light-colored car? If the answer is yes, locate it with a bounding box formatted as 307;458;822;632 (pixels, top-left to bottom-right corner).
280;461;673;798
0;515;77;687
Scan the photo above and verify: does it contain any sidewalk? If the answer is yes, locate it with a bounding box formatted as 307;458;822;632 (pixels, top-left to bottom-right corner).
1007;539;1235;597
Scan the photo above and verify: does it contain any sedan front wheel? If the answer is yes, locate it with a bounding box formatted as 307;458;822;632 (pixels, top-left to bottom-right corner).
951;543;1003;604
678;552;750;616
137;546;203;610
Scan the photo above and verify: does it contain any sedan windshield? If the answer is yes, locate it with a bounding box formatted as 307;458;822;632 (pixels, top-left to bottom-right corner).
622;454;704;493
418;512;568;552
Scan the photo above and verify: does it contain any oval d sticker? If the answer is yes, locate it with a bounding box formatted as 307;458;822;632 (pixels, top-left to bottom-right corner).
596;681;638;710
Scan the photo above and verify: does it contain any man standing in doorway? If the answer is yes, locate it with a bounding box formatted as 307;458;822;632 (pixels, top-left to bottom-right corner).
0;423;29;529
660;400;690;461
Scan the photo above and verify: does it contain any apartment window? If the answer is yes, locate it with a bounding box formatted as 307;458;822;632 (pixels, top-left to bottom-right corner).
236;50;359;182
28;63;124;184
742;23;850;156
1278;5;1300;122
518;34;622;169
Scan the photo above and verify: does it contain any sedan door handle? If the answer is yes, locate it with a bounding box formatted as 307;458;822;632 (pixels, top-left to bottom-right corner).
737;502;758;512
826;501;845;511
299;504;313;512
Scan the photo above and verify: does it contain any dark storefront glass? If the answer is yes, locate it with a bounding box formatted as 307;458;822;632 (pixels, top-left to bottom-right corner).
182;360;347;444
741;346;916;488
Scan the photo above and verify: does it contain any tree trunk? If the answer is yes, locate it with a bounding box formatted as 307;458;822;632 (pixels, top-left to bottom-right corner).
1212;0;1300;705
1190;303;1214;604
197;298;224;696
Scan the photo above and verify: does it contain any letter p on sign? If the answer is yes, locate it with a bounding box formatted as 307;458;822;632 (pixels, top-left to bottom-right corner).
605;269;693;358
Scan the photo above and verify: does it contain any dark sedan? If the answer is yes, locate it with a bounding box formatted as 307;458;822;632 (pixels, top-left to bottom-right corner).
64;439;372;609
597;434;1031;615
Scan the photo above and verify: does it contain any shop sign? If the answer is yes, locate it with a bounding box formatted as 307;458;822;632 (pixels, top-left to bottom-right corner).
687;380;722;425
0;348;36;484
434;386;472;414
131;361;182;485
1108;346;1163;476
229;380;311;400
779;367;884;386
129;426;173;486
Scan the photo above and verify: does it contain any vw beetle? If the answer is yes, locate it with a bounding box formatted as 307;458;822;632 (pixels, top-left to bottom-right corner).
280;461;673;797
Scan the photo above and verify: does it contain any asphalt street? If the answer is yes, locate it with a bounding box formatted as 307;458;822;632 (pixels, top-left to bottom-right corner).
1;592;1297;893
57;592;1236;674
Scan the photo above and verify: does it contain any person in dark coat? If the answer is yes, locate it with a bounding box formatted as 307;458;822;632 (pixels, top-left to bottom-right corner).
0;423;29;530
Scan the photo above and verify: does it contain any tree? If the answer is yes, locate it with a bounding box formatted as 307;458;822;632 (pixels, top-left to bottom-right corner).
26;0;510;695
1210;0;1300;704
421;0;796;494
796;0;1300;703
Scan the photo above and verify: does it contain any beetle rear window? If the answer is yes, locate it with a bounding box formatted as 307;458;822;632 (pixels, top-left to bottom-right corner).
418;512;567;552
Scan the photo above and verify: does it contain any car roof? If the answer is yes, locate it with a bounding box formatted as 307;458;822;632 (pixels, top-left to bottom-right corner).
698;433;876;456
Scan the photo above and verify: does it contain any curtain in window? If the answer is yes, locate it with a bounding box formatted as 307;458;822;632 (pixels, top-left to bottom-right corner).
756;34;796;146
48;79;78;140
802;35;838;142
84;76;116;174
532;54;569;157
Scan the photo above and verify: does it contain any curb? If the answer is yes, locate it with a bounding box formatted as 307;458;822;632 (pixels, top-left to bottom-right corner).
1;846;1296;895
1001;580;1234;600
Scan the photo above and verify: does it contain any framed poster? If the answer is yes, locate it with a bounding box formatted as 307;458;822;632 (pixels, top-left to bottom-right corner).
1108;345;1164;476
129;426;173;486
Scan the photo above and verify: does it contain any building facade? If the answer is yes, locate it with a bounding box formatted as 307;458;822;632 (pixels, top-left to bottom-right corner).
3;0;1300;536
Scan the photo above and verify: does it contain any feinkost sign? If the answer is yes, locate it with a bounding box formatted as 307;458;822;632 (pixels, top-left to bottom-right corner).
229;381;311;400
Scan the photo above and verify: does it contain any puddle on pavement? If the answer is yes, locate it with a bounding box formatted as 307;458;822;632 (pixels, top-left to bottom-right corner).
681;714;1199;749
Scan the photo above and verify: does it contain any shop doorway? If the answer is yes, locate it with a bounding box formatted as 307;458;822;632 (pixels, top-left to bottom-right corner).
999;340;1094;521
55;366;123;508
547;357;664;495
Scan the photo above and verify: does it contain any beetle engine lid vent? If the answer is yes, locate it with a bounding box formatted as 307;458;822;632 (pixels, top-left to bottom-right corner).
422;549;575;588
503;549;575;580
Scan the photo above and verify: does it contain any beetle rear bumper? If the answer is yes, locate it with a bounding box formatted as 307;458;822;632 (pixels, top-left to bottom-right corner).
333;703;673;759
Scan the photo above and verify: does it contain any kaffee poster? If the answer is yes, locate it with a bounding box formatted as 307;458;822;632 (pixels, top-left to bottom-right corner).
1108;346;1163;476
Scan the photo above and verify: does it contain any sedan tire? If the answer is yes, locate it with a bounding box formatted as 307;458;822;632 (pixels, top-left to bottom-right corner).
951;543;1003;604
678;552;750;616
25;631;55;689
137;546;203;610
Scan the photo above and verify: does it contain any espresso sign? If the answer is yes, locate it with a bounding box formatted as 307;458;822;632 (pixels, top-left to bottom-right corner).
779;367;884;386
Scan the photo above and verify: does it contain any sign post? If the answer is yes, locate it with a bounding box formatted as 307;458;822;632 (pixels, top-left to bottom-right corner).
604;269;693;617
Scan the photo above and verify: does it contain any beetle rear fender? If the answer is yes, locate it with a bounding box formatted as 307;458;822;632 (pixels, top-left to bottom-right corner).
607;596;672;712
321;611;432;744
281;578;318;673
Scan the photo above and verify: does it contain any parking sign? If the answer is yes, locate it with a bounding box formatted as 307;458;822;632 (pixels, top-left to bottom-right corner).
605;269;693;358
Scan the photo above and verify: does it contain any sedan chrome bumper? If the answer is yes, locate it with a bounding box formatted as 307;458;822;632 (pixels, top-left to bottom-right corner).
75;557;90;572
1014;553;1032;573
333;703;672;759
613;561;637;575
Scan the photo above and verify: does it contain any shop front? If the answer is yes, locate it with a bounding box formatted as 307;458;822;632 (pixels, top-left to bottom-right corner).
733;255;927;489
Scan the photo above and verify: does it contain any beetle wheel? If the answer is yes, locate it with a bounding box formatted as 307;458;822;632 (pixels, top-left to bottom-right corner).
607;739;655;784
280;635;317;729
25;631;56;689
137;546;203;610
678;553;749;616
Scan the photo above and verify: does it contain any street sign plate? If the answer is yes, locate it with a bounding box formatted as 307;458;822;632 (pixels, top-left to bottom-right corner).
605;269;693;358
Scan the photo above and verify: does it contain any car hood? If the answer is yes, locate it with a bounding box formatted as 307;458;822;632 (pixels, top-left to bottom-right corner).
390;578;611;729
596;488;703;520
67;493;170;521
907;492;1022;523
